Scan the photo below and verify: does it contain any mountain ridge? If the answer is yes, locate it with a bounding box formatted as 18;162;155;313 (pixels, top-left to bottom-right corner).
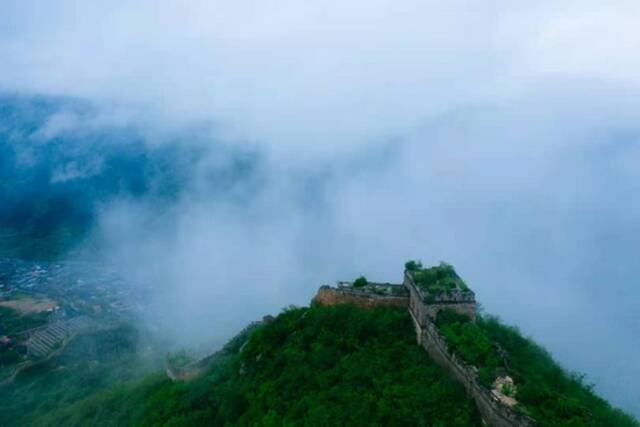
39;262;631;427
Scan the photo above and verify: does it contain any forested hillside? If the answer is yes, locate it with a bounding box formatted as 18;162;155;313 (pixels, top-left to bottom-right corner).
0;95;258;260
436;309;638;426
26;305;482;426
11;303;637;427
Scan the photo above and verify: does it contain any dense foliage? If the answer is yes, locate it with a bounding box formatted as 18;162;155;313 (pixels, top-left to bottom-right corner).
2;288;637;426
436;309;638;427
481;315;638;427
436;309;502;386
30;305;481;426
406;261;469;295
0;324;163;427
352;275;368;288
0;305;48;336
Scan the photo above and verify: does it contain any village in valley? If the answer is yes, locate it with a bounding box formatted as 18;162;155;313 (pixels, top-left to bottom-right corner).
0;258;153;380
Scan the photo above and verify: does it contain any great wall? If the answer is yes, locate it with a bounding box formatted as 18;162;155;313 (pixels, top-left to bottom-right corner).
313;267;536;427
312;281;408;309
167;264;536;426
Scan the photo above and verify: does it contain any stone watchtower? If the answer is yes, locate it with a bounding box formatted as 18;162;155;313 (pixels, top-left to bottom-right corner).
313;262;534;426
404;262;476;328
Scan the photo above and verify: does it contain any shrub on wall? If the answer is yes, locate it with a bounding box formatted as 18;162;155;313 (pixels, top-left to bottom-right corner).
353;276;368;288
404;260;423;271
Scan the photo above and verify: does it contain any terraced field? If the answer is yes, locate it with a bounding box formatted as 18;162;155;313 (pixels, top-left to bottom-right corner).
26;316;95;358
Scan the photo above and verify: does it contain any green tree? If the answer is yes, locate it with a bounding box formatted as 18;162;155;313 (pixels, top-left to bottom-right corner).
353;276;368;287
404;260;423;271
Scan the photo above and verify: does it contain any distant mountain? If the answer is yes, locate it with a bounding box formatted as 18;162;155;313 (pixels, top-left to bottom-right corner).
0;94;259;260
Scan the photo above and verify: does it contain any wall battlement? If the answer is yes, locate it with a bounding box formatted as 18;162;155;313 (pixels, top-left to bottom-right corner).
404;270;477;323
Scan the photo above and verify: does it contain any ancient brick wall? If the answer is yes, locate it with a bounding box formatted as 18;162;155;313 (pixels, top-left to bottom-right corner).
423;302;477;322
408;307;535;427
312;286;408;309
311;272;537;426
403;271;476;321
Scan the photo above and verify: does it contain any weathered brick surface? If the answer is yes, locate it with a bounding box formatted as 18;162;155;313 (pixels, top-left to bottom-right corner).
312;286;408;309
404;270;476;322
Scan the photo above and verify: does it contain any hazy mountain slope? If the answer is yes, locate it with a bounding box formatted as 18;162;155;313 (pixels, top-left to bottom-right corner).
0;94;259;260
19;303;639;427
0;324;164;427
27;305;482;426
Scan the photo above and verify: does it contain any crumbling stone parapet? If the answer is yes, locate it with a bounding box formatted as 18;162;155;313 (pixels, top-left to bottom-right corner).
312;285;408;309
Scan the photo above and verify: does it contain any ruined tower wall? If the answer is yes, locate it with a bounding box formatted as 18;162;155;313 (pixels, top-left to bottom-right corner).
313;269;537;426
312;286;408;309
407;287;535;427
403;271;476;322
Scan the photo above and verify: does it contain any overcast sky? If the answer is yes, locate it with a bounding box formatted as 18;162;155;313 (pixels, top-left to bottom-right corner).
1;0;639;416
